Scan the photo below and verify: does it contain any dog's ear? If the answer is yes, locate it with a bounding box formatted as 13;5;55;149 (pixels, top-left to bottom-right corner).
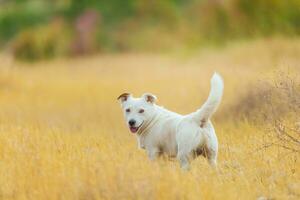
142;93;157;104
117;93;131;103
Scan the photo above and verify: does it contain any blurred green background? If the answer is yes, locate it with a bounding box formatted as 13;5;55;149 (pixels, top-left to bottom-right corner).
0;0;299;61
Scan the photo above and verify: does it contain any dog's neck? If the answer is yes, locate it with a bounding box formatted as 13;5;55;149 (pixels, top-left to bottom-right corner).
137;110;161;136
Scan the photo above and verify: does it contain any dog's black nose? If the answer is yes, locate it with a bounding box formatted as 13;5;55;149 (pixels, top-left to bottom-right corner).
129;119;136;126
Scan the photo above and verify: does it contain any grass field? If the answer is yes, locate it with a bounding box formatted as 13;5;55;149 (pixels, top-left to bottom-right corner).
0;38;299;200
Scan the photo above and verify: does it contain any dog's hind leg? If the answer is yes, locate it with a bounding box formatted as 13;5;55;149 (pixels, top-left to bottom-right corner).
205;134;218;168
177;151;190;170
206;147;217;168
199;122;218;168
176;134;194;170
176;122;204;170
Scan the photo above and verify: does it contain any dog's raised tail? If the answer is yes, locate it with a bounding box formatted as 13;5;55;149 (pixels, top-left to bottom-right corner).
192;72;224;127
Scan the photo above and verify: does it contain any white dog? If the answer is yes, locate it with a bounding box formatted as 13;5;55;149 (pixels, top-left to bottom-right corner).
117;73;223;170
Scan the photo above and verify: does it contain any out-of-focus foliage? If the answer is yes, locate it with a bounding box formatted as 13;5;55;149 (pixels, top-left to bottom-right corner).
11;18;71;61
0;0;300;60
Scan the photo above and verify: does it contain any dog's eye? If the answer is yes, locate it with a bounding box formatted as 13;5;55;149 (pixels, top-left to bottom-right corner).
125;108;130;113
139;109;144;113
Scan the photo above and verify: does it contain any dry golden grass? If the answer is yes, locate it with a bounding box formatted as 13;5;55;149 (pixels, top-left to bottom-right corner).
0;38;299;200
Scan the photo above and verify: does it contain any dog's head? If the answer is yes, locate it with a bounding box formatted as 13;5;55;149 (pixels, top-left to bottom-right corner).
117;93;157;134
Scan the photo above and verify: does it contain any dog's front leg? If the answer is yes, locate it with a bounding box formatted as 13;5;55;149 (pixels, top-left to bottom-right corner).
147;148;159;161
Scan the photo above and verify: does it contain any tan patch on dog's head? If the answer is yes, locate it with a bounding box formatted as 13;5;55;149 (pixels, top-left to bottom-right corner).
117;93;131;103
142;93;157;104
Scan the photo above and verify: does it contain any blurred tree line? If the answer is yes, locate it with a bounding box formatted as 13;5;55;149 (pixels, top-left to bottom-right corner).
0;0;299;61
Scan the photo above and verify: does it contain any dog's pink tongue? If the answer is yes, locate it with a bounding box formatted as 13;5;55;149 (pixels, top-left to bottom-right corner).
130;127;138;133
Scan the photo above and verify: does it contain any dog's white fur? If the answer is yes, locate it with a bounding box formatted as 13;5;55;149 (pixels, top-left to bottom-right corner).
118;73;224;170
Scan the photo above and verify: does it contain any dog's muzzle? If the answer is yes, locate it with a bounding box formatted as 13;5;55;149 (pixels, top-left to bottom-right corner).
129;122;143;134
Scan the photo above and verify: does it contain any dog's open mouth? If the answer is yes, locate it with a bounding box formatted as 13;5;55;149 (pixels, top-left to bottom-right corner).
129;127;138;133
129;123;143;134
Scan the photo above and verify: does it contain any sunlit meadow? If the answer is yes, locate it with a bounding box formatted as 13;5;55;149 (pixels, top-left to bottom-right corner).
0;38;299;200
